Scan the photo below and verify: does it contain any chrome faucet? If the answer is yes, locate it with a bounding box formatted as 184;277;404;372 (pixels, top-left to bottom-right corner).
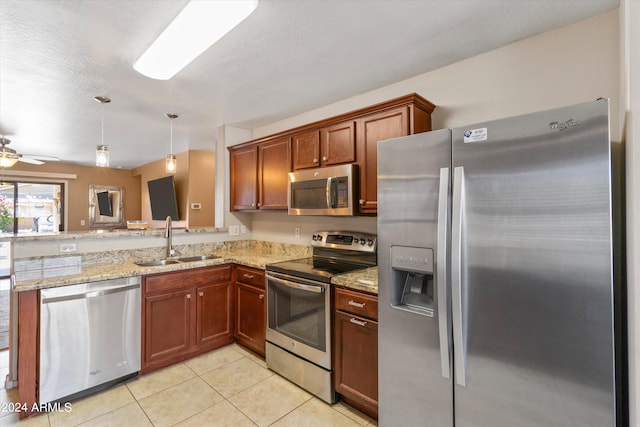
165;215;175;258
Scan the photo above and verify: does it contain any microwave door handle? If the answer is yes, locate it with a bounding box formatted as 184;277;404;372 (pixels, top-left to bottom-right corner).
326;177;338;208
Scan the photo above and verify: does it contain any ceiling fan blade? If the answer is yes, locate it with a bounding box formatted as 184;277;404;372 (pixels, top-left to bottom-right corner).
22;154;60;162
18;157;45;165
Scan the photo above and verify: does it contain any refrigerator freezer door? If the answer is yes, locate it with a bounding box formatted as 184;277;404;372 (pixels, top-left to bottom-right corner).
451;100;615;426
378;129;453;426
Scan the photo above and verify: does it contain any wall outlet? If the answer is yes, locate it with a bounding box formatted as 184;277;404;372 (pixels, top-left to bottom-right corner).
229;225;240;236
295;227;301;238
240;225;247;234
59;243;77;253
191;203;201;210
80;219;86;226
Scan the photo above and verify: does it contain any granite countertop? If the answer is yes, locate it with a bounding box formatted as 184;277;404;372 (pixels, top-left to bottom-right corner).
13;247;303;292
331;266;378;295
13;243;378;295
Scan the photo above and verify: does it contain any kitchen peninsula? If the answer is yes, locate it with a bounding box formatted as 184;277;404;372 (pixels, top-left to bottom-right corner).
6;229;378;419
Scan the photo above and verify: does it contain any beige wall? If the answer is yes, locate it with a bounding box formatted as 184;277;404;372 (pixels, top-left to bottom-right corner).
132;150;215;229
0;162;141;231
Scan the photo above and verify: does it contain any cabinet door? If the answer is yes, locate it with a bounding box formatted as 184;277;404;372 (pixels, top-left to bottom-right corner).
196;281;233;348
235;282;266;356
144;290;192;365
334;310;378;418
258;137;290;210
356;107;409;214
230;146;258;210
321;121;356;166
292;130;320;170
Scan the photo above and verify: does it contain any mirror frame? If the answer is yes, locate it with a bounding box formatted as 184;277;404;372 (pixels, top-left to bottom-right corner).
89;185;124;228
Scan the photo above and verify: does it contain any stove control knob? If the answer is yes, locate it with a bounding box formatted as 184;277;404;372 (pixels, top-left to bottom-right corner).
312;234;318;241
367;239;374;246
359;238;366;245
315;234;323;242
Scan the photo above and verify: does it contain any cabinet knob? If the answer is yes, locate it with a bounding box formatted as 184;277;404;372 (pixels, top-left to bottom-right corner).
252;203;256;207
259;294;265;301
349;317;367;327
322;156;327;161
312;158;318;163
257;203;261;207
186;294;191;299
359;199;365;205
199;292;204;297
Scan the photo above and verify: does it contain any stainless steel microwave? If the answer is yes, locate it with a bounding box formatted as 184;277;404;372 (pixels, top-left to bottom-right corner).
288;164;357;216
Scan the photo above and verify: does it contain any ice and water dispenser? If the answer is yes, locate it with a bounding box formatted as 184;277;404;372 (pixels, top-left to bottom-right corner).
390;246;435;316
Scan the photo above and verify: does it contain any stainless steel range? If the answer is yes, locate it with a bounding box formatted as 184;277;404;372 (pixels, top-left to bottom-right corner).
265;231;377;403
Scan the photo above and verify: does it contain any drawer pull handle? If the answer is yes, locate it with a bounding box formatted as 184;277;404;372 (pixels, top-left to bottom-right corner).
348;300;365;308
350;318;367;327
243;274;254;279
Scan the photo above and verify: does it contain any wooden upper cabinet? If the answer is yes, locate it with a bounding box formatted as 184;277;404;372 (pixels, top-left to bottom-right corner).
356;107;409;215
230;138;291;211
292;130;320;170
356;98;434;215
230;145;258;210
258;137;291;210
229;94;435;214
293;121;356;170
320;120;356;167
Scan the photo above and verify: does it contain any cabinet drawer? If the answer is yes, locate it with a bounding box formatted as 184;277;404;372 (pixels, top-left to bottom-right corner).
235;266;265;289
145;265;232;294
335;287;378;320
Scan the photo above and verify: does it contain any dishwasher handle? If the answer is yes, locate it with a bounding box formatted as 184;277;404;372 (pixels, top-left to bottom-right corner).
41;283;140;304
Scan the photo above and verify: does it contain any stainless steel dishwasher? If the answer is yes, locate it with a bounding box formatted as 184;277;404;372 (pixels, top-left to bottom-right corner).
39;276;141;404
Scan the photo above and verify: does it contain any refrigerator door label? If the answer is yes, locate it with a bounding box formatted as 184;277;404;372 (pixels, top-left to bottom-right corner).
463;127;487;143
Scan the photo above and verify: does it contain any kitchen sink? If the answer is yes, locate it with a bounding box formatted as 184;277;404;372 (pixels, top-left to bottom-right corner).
177;255;220;262
134;259;181;267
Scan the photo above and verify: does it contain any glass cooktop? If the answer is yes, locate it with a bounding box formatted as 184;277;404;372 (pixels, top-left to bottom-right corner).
266;257;371;283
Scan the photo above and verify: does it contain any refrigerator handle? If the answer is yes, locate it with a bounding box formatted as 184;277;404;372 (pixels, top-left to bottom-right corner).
452;166;467;387
437;167;451;379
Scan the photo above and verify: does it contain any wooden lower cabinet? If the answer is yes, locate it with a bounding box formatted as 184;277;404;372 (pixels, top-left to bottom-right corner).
234;266;266;356
142;264;234;373
334;287;378;419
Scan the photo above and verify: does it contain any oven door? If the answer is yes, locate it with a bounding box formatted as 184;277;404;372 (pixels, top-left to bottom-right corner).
266;272;332;369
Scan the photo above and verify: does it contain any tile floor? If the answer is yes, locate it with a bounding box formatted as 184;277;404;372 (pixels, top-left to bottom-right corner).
0;345;377;427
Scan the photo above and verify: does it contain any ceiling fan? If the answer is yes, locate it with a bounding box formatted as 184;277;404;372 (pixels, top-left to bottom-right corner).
0;136;60;167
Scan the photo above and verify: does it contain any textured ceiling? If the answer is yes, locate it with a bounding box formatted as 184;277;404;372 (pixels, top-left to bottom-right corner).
0;0;619;169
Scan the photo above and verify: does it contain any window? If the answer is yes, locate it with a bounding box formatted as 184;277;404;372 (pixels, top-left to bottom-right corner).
0;181;64;234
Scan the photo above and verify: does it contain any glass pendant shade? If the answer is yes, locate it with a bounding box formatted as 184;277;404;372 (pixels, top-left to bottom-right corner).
166;154;177;173
96;145;109;167
95;96;111;167
165;113;178;173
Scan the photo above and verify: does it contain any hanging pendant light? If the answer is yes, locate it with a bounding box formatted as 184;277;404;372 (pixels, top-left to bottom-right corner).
95;96;111;167
165;113;178;173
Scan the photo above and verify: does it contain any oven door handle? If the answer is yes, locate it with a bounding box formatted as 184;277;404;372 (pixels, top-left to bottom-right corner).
266;274;325;294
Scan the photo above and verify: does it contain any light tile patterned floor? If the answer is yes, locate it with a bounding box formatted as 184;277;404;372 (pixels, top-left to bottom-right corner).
0;345;377;427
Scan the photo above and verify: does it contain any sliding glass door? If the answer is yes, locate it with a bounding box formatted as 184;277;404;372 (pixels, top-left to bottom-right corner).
0;181;64;234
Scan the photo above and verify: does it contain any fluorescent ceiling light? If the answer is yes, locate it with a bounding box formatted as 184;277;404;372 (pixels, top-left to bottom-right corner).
134;0;259;80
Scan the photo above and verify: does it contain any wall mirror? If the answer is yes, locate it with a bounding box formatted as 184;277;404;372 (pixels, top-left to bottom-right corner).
89;185;124;228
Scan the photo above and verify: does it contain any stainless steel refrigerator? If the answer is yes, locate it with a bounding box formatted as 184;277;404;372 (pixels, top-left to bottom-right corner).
377;99;622;426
